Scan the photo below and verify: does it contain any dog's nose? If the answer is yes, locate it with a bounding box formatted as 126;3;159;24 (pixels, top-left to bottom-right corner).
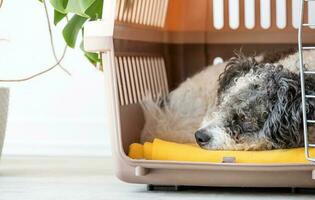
195;129;211;145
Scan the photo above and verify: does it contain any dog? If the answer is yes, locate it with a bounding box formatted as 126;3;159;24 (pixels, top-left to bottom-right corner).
140;49;315;150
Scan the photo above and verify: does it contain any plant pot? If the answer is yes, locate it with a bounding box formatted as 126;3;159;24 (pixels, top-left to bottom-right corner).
0;88;9;156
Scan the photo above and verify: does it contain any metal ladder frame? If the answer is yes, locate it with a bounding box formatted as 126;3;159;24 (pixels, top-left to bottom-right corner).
298;0;315;162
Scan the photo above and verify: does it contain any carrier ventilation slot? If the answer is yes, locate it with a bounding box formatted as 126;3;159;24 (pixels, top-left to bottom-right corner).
115;0;169;28
212;0;315;30
115;56;169;106
298;0;315;162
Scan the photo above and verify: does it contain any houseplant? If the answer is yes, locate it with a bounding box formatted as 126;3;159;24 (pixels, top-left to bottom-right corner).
41;0;104;69
0;0;105;155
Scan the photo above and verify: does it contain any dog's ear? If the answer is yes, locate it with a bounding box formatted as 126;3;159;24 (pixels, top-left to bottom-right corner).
217;53;258;101
262;70;315;148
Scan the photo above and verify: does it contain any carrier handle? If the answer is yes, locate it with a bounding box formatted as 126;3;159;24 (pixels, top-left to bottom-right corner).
135;166;150;176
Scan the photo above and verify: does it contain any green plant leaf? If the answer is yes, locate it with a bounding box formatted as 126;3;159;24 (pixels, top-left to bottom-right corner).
62;15;87;48
50;0;103;18
85;0;103;19
85;52;100;64
54;10;66;25
66;0;103;18
65;0;90;17
50;0;68;13
47;0;104;68
80;41;100;65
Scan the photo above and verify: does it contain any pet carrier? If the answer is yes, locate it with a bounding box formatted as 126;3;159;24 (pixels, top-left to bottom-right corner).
84;0;315;188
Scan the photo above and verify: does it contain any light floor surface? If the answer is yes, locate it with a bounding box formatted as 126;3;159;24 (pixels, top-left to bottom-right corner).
0;156;314;200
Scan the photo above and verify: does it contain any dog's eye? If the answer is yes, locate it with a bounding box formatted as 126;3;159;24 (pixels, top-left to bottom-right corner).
231;125;242;140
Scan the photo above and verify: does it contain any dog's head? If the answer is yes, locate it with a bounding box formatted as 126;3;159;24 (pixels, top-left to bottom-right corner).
195;55;315;150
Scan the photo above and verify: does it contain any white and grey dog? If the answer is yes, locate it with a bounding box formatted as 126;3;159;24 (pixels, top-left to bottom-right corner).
141;49;315;150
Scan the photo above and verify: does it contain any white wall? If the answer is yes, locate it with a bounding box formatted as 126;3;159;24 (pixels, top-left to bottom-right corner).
0;0;111;156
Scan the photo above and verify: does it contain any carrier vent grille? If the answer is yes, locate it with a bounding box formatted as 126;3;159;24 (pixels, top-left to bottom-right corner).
212;0;315;30
115;56;169;106
115;0;169;28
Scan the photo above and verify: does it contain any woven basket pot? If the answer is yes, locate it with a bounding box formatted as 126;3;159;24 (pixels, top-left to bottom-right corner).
0;88;9;156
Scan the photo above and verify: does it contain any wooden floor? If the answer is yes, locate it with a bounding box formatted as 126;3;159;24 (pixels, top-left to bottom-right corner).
0;156;314;200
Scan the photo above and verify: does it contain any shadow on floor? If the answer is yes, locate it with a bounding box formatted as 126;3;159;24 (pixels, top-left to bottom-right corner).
146;185;315;195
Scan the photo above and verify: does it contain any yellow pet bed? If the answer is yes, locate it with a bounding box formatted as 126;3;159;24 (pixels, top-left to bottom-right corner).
129;139;315;164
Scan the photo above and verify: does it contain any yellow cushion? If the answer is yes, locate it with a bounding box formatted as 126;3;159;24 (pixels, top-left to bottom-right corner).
128;139;315;164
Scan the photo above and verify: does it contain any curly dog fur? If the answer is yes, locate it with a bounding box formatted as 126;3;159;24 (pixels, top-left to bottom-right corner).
140;50;315;150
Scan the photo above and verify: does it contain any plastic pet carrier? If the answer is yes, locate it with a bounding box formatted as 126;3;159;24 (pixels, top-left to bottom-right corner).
84;0;315;188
